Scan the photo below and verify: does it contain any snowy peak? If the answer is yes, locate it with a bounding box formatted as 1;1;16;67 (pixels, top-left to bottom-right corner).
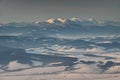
35;21;41;24
46;18;55;24
87;18;95;22
86;18;104;24
70;18;82;22
57;18;66;23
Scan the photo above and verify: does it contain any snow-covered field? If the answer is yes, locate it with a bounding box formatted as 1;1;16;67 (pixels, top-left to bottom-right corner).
0;51;119;80
0;18;120;80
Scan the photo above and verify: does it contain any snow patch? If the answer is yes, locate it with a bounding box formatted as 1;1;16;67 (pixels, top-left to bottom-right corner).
8;60;30;70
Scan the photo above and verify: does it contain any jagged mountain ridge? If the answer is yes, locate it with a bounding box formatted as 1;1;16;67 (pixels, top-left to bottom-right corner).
0;18;120;37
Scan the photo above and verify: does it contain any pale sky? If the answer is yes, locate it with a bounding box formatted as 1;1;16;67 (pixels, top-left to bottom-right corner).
0;0;120;23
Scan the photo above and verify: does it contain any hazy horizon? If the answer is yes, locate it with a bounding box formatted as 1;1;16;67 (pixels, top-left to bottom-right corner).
0;0;120;23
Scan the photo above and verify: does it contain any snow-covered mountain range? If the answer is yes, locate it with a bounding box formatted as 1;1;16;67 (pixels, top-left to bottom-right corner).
1;18;120;37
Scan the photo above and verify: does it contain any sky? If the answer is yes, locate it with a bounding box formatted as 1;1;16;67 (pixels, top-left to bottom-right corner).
0;0;120;23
